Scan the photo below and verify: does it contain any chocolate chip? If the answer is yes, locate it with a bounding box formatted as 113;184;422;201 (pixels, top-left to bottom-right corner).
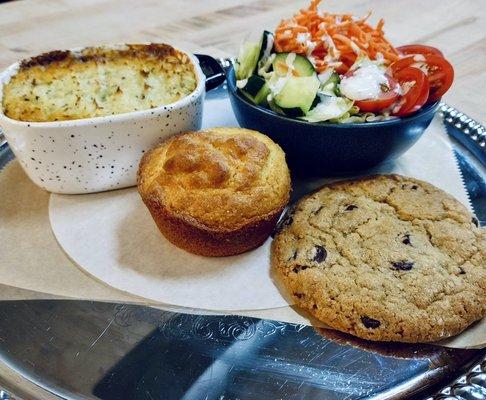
391;261;414;271
345;204;358;211
459;267;466;275
402;184;418;190
312;206;323;215
312;245;327;263
402;234;412;246
287;249;297;262
293;292;305;299
361;316;381;329
273;210;294;237
292;265;308;273
472;217;479;227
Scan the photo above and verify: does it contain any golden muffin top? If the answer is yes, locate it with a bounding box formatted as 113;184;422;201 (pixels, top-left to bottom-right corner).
138;127;291;230
2;44;197;122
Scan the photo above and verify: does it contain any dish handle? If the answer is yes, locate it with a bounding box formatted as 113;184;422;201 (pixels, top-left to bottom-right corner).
195;54;227;92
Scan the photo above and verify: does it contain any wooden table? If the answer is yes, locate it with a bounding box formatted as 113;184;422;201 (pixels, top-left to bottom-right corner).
0;0;484;122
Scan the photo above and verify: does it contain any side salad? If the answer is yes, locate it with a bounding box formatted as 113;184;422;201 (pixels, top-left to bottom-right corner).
235;0;454;123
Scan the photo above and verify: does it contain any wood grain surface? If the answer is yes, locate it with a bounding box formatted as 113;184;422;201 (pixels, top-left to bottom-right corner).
0;0;484;121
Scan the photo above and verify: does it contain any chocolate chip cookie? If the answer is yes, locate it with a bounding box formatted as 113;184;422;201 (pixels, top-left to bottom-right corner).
272;174;485;343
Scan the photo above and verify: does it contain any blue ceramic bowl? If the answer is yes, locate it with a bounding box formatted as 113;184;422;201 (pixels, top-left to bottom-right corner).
227;66;440;175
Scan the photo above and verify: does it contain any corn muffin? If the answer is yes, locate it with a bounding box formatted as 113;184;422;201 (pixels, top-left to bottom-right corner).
138;127;291;256
2;44;197;122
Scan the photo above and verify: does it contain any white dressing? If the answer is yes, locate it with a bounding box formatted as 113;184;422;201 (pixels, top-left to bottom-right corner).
267;75;289;96
257;53;276;79
285;52;297;69
236;79;248;89
318;69;334;84
339;64;388;100
305;41;317;66
296;32;311;44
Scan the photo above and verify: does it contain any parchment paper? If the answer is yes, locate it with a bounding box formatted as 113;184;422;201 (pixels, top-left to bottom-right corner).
49;188;284;311
0;93;484;348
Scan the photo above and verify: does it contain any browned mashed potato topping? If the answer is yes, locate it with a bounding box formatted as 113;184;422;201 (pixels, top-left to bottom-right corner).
2;44;198;122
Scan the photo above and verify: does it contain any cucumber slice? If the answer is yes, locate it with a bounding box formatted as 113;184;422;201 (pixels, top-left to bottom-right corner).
256;31;274;70
310;95;321;110
268;99;285;115
320;72;341;96
253;84;271;105
242;75;266;97
236;31;275;79
279;107;306;118
273;53;315;77
236;41;260;80
240;77;270;105
274;75;320;116
254;84;270;105
243;75;265;96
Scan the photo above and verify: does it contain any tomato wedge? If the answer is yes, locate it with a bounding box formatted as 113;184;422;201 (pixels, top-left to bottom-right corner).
389;54;454;103
389;55;418;74
397;44;444;57
391;67;429;116
423;55;454;102
354;75;400;112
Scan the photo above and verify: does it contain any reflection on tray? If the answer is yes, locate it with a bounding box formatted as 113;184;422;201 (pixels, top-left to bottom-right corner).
93;311;428;400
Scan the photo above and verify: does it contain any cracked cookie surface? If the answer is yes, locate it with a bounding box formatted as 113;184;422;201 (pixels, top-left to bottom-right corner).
272;174;485;343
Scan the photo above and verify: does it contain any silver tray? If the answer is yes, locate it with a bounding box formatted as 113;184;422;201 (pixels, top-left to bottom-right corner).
0;84;484;400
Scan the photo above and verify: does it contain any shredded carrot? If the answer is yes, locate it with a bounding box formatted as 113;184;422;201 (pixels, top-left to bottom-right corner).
274;0;399;74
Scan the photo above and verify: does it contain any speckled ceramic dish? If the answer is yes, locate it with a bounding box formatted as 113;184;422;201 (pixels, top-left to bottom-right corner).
0;45;212;194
